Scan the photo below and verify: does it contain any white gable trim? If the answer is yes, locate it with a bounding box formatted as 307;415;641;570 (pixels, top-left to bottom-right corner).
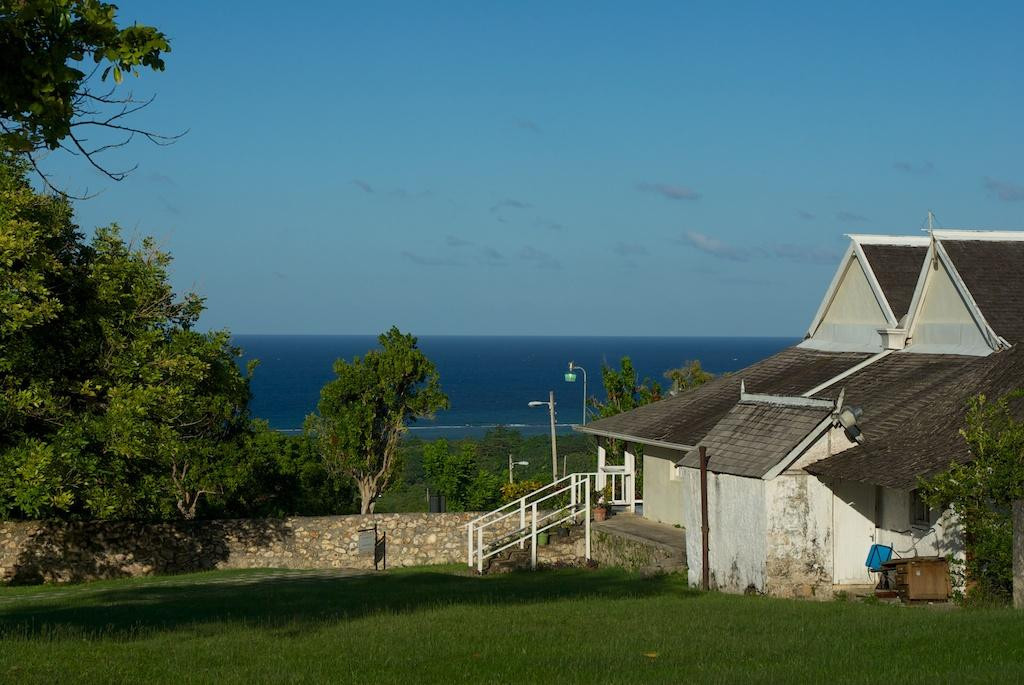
845;234;930;247
931;229;1024;241
805;239;901;341
903;239;1007;353
801;349;895;397
850;240;900;326
805;243;856;339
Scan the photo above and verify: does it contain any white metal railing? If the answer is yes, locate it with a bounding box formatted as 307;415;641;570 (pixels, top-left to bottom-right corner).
595;470;643;509
467;472;597;572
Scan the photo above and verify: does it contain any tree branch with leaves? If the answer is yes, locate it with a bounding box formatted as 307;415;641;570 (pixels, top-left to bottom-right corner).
1;0;181;194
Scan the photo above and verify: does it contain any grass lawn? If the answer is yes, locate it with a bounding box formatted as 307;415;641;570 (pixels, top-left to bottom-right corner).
1;566;1023;684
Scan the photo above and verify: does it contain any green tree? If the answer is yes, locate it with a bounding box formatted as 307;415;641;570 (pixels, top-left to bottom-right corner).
589;357;661;420
1;0;175;188
306;328;449;514
422;438;502;512
923;392;1024;603
213;428;357;518
664;359;714;395
0;151;281;521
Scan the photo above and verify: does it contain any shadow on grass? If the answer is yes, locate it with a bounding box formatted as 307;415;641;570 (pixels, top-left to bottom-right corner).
0;568;695;639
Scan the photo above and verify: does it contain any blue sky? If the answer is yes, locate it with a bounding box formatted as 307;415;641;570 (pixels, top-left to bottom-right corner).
45;2;1024;336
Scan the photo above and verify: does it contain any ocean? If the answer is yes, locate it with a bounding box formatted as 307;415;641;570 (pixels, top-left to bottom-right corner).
235;335;797;440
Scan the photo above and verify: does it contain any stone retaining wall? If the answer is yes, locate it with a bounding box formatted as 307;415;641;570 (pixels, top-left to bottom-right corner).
590;528;686;575
0;513;513;585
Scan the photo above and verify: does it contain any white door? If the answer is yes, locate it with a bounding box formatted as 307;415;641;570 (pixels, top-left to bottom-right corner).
832;481;876;585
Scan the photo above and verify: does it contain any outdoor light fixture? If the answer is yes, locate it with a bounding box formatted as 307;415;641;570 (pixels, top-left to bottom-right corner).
507;456;530;484
837;405;864;443
528;391;559;481
564;361;588;425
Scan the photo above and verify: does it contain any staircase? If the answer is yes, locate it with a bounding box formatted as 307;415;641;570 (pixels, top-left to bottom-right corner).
466;472;597;573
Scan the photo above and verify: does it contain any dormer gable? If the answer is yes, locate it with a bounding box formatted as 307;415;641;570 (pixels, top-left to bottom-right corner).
902;232;1016;356
801;236;927;352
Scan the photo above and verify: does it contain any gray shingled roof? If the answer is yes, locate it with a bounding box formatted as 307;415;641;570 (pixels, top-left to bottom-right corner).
805;348;1022;489
860;244;927;321
942;240;1024;344
578;347;870;447
809;352;982;438
675;401;832;478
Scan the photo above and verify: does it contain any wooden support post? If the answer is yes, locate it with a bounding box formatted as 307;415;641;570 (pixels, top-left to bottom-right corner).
585;482;592;560
700;445;710;591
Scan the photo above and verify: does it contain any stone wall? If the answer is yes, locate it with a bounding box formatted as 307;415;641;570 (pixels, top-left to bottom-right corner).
0;513;512;585
589;529;685;575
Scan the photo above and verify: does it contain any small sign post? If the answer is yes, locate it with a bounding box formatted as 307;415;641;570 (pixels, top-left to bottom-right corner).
357;524;386;570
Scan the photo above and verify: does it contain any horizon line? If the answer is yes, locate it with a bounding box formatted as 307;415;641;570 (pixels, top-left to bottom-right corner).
229;332;802;339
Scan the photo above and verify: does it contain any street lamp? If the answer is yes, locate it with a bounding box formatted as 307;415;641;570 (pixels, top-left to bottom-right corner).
564;361;588;425
508;455;529;484
528;390;558;481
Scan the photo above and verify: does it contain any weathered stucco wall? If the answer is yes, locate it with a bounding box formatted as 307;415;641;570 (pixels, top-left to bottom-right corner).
765;473;833;597
0;513;504;585
680;468;766;592
874;487;963;561
643;447;687;527
800;427;963;588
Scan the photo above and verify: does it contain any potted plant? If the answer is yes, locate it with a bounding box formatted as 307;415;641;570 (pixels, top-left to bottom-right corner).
592;483;613;522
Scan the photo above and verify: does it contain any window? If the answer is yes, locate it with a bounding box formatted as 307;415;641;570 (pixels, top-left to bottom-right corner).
910;490;933;527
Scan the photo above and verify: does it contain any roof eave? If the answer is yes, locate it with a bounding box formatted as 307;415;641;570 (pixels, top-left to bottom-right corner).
571;424;694;453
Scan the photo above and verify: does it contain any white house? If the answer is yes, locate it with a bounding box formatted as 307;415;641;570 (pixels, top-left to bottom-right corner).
576;230;1024;596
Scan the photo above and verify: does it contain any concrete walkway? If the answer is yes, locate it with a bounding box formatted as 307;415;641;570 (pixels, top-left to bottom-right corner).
594;513;686;555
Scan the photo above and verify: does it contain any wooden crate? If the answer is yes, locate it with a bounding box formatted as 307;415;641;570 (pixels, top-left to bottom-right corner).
881;556;951;601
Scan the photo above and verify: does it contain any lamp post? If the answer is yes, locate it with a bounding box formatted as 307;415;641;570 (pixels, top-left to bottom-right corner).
508;455;529;484
564;361;588;425
528;390;558;482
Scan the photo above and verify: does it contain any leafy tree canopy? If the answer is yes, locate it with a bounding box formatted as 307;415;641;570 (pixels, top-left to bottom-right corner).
306;328;449;514
0;150;340;520
923;391;1024;603
422;438;502;512
589;356;662;421
664;359;714;395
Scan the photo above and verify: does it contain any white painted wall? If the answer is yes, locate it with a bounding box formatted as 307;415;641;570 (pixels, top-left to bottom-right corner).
874;487;964;562
831;479;877;584
642;446;686;527
798;426;965;586
681;468;767;592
